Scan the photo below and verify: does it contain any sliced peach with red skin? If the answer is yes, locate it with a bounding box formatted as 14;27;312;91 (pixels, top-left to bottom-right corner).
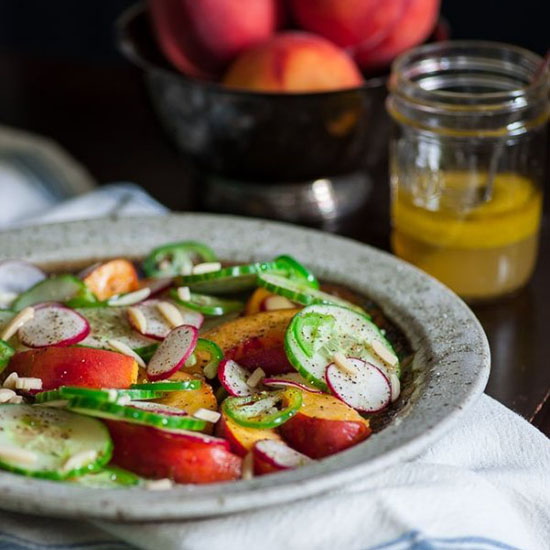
106;420;242;484
82;258;139;301
216;413;282;457
279;390;371;458
202;309;300;376
5;347;138;391
223;32;363;93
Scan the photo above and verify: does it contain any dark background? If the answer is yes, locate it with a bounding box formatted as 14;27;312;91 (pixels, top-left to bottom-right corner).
0;0;547;61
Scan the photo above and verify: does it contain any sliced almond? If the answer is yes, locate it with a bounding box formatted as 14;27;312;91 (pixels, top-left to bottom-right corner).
108;339;146;368
176;286;191;302
193;408;221;423
246;367;265;389
263;295;295;311
62;450;97;473
15;377;42;392
145;478;173;491
0;388;16;403
2;372;19;389
156;301;183;329
1;306;34;341
34;399;69;408
191;262;222;275
371;340;398;367
127;306;148;334
108;287;151;307
241;451;254;480
8;395;23;404
0;445;37;465
332;352;357;375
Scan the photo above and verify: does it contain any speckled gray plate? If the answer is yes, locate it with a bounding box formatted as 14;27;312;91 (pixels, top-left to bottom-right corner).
0;214;490;521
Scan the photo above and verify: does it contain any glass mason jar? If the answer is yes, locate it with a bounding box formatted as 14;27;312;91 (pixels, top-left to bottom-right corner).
387;41;549;302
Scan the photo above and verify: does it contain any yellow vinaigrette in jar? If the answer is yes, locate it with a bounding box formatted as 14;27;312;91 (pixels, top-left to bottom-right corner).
391;172;542;301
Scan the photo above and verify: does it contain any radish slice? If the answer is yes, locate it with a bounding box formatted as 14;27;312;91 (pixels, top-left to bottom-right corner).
146;324;198;381
263;373;323;394
325;357;391;412
0;261;45;308
218;359;256;397
18;303;90;348
253;439;311;470
128;299;203;340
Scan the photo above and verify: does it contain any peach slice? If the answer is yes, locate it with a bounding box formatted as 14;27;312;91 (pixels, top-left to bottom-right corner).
279;390;371;458
5;347;138;391
82;259;139;301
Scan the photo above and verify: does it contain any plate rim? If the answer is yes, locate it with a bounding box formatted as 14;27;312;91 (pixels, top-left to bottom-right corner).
0;213;490;520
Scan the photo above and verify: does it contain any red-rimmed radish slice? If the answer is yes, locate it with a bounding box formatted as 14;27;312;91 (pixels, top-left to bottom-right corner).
0;260;45;308
263;373;323;394
325;357;391;413
128;299;202;341
126;401;189;416
146;324;198;381
253;439;311;471
218;359;256;397
18;303;90;348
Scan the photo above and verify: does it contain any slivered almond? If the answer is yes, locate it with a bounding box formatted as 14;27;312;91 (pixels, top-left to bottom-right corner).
0;445;37;465
156;301;183;328
2;372;18;389
145;478;173;490
8;395;23;404
15;377;42;391
371;340;398;367
0;388;16;403
389;373;401;402
127;306;148;334
193;408;221;423
241;451;254;480
108;287;151;307
332;352;357;375
176;286;191;302
263;295;295;311
108;339;146;368
246;367;265;389
0;306;34;341
34;399;69;408
191;262;222;275
62;450;97;473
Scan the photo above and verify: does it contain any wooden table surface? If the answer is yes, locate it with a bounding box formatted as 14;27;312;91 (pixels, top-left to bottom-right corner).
0;53;548;434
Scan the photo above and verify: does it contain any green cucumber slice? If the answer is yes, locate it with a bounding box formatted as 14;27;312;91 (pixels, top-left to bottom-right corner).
170;289;244;316
275;255;320;289
258;273;364;312
77;307;156;351
0;339;15;374
285;304;400;391
222;388;302;429
12;275;98;311
176;261;281;294
68;397;206;432
130;380;201;392
0;404;112;479
71;466;141;488
143;241;218;278
35;387;165;404
195;338;223;379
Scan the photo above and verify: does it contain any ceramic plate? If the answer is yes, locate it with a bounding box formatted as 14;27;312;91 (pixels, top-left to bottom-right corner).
0;214;490;520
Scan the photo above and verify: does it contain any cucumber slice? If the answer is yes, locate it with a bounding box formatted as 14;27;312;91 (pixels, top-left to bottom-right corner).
68;397;207;432
130;380;201;392
258;273;364;312
0;404;112;479
35;387;165;404
176;261;281;294
77;307;156;351
71;466;141;488
170;289;244;317
12;275;98;311
0;339;15;374
284;304;400;391
195;338;223;379
274;255;319;289
143;241;218;278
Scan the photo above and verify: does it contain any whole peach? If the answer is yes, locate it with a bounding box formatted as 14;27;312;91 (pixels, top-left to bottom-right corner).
148;0;278;79
223;32;363;93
